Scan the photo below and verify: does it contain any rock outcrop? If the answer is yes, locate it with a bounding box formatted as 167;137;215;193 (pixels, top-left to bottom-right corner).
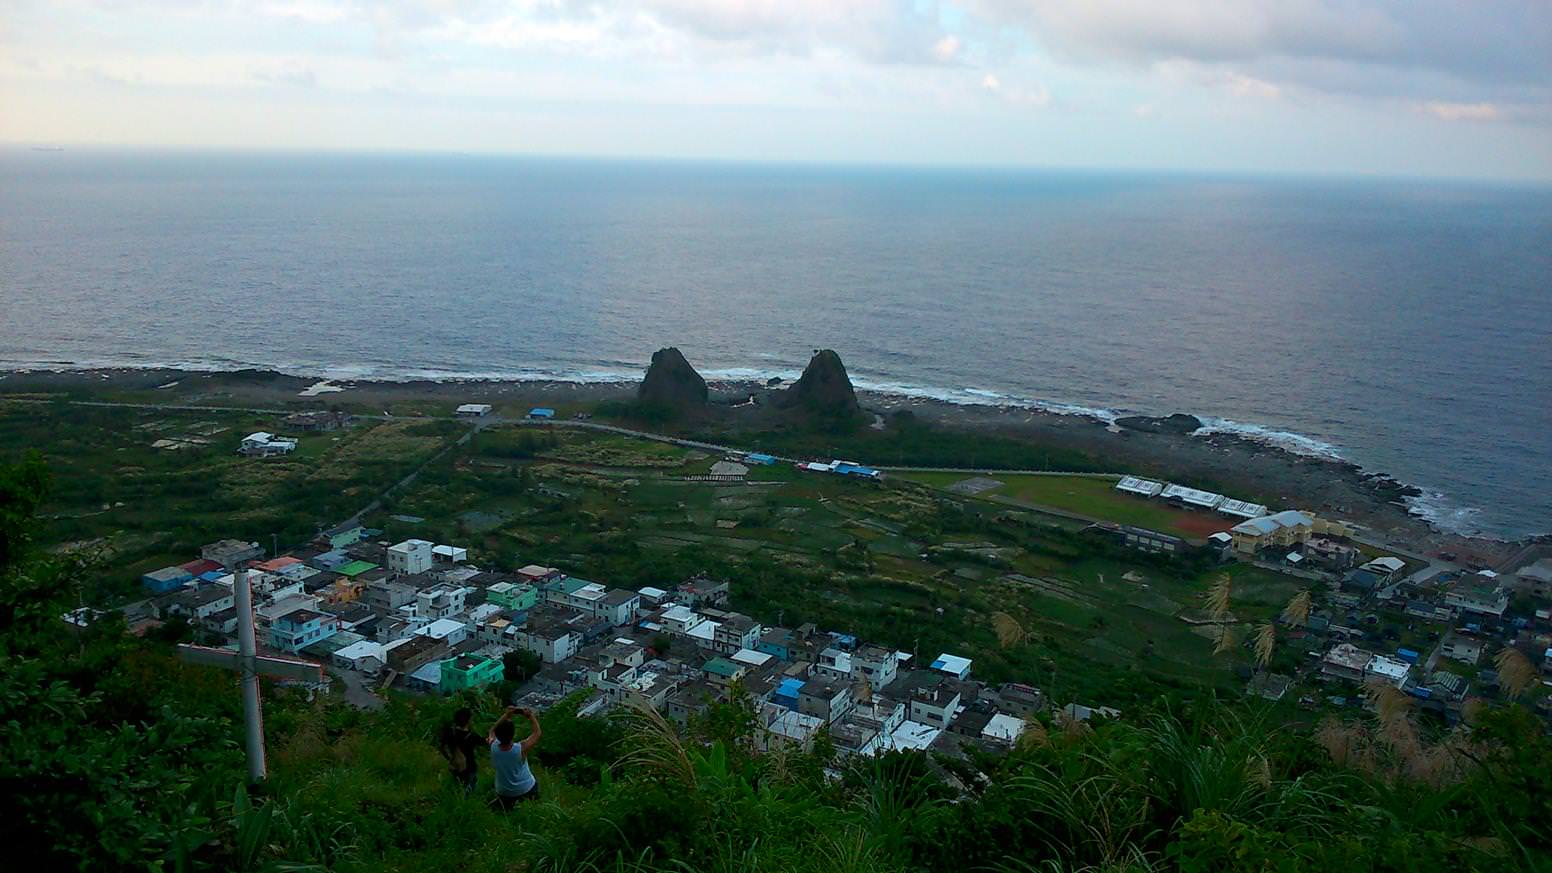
1115;413;1203;435
778;349;862;419
638;347;708;409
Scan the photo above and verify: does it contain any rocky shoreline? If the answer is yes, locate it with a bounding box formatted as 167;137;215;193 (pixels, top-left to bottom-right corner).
0;365;1537;565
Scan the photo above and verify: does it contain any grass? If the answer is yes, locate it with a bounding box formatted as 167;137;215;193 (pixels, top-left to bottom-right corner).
897;471;1236;538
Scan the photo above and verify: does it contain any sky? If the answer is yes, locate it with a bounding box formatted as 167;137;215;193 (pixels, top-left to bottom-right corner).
1;1;1549;180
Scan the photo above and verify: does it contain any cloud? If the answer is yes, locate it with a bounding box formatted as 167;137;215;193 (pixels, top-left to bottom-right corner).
966;0;1551;109
980;71;1047;107
1418;101;1501;122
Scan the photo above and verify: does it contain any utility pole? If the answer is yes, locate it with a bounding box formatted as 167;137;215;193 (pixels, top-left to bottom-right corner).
178;568;323;784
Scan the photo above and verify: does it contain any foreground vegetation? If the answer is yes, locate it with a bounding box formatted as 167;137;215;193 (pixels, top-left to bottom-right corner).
3;452;1550;871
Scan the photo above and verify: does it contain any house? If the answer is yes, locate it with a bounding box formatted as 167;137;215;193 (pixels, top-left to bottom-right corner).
1405;600;1452;622
745;453;777;466
814;646;852;682
332;640;386;674
362;579;418;615
679;576;731;608
201;539;264;568
527;407;555;419
1321;643;1374;682
703;657;748;690
455;404;493;417
1230;511;1314;556
1360;556;1407;581
930;652;972;680
269;608;339;653
1510;559;1552;599
1060;703;1121;723
164;585;235;621
1445;578;1509;619
660;605;707;637
797;678;854;724
906;676;963;728
851;645;900;690
713;613;762;654
385;634;447;673
414;617;469;647
415;584;469;620
994;682;1045;716
1439;634;1485;665
431;544;468;564
486;581;538;612
981;713;1027;746
387;539;435;575
517;564;564;585
762;705;827;750
598;589;641;626
1342;568;1383;595
440;655;503;692
142;566;193;594
756;627;803;661
1304;538;1359;571
1365;655;1411;687
515;609;587;663
238;432;298;457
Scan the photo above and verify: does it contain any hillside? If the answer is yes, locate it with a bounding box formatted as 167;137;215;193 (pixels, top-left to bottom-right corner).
1;453;1550;872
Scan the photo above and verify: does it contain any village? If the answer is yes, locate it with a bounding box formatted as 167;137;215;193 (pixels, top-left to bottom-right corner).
103;451;1552;762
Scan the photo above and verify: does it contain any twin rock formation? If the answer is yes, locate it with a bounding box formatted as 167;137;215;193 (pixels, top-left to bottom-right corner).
638;347;861;419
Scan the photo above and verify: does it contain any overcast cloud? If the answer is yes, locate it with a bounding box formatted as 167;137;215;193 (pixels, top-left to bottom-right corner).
1;0;1547;179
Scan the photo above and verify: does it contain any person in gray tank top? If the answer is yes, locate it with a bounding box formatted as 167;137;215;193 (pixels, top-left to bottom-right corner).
487;705;542;809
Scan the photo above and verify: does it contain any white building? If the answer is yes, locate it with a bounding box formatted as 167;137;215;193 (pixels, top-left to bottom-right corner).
852;645;900;690
238;432;298;457
415;584;469;621
414;617;469;647
387;539;435;575
929;652;973;680
432;545;469;563
455;404;493;417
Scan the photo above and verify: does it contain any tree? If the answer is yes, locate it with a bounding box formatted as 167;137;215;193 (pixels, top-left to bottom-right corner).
502;647;542;684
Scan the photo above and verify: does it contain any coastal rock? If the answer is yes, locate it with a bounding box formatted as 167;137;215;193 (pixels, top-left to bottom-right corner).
1115;413;1203;435
638;347;708;409
778;349;862;418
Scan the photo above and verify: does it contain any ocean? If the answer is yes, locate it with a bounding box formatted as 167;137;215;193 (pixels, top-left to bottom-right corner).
1;149;1548;538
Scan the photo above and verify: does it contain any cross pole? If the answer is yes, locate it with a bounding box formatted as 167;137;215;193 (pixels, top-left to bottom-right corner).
178;568;324;783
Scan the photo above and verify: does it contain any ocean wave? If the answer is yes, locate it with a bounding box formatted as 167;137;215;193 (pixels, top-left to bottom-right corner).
1191;417;1347;461
1404;490;1495;539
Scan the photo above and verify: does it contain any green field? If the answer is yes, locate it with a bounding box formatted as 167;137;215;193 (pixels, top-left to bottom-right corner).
2;403;1317;703
0;401;462;599
897;471;1236;538
365;425;1308;701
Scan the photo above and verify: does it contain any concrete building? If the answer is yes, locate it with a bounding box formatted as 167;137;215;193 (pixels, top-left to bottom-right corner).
486;581;538;612
713;613;762;654
239;432;298;457
201;539;264;568
416;584;469;621
907;678;963;728
164;585;235;621
387;539;435;576
440;655;503;692
1230;511;1315;556
851;645;901;690
269;608;339;653
142;566;193;594
797;678;854;724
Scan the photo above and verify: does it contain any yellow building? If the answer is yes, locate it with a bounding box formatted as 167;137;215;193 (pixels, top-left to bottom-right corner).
1230;510;1316;555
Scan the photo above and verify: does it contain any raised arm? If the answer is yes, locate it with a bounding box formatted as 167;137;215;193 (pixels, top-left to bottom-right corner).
487;706;515;744
519;708;542;755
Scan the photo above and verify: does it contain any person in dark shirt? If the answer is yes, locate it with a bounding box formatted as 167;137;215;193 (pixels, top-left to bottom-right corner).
439;707;481;794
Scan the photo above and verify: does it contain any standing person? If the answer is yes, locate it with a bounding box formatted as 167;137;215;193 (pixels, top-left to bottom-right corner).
488;705;542;810
439;707;481;795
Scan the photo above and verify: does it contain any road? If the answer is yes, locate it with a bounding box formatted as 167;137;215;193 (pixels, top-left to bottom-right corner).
11;395;1467;574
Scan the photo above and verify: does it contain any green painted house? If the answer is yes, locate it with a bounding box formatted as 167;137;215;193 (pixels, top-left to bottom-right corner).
440;655;503;693
322;522;366;551
487;581;538;611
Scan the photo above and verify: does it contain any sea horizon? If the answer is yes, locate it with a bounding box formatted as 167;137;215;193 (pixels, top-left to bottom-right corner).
2;149;1548;538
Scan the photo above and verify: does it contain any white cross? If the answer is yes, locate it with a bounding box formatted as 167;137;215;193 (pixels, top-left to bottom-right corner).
178;569;324;783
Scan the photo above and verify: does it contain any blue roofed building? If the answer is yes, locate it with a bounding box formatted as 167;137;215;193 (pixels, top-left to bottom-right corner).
745;453;777;465
142;566;193;594
528;407;555;419
772;677;805;710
